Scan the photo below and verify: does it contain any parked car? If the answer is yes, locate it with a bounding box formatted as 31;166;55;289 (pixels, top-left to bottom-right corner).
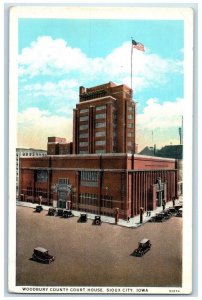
35;205;43;213
174;204;183;211
155;213;167;222
148;216;156;222
78;213;87;223
161;210;172;220
62;209;74;218
168;207;178;215
56;209;64;216
133;239;151;257
176;208;183;217
32;247;55;264
92;215;102;225
48;208;56;216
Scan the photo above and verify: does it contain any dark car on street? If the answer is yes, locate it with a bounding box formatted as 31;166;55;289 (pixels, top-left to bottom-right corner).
48;208;56;216
62;210;74;218
35;205;43;213
32;247;55;264
174;204;183;211
155;213;167;222
56;209;64;216
168;207;178;215
176;208;183;217
133;239;152;257
92;215;102;225
148;216;156;222
161;210;172;219
78;213;87;223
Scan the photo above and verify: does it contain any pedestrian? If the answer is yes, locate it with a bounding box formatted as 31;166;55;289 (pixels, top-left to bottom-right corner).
127;216;130;222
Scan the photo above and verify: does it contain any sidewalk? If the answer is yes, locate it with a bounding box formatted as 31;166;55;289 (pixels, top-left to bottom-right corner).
16;195;183;229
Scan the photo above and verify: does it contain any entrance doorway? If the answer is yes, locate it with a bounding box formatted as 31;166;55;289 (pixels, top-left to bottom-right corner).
58;191;67;208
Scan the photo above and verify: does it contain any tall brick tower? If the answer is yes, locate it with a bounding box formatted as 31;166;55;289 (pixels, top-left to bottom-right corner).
73;81;137;154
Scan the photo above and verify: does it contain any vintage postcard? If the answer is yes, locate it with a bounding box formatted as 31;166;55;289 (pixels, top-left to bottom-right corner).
9;5;193;295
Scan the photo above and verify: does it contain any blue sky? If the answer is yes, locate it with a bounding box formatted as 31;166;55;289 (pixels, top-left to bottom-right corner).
18;18;184;151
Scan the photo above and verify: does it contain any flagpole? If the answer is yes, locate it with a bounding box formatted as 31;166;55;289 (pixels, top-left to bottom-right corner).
131;37;133;97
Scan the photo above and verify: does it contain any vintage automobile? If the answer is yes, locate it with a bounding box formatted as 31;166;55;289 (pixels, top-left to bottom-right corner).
35;205;43;213
174;204;183;211
56;209;64;216
168;207;178;215
92;215;102;225
32;247;55;264
176;208;183;217
133;239;151;257
161;210;172;220
155;213;167;222
48;208;56;216
78;213;88;223
148;216;156;222
62;209;74;218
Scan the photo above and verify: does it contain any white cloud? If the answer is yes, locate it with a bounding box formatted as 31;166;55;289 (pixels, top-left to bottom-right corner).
23;79;78;100
19;36;183;92
136;98;184;151
18;107;72;149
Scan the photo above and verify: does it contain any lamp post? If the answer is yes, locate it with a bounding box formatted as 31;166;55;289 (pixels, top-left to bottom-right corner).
114;208;119;224
140;207;144;224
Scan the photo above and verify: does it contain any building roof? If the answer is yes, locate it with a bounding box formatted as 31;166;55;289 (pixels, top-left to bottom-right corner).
34;247;48;253
139;146;155;156
139;145;183;160
157;145;183;159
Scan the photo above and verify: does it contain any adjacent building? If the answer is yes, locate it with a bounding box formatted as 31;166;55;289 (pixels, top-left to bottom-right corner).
16;148;47;198
19;82;180;220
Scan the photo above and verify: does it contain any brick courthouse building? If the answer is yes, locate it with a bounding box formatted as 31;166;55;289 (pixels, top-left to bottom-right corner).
19;82;179;219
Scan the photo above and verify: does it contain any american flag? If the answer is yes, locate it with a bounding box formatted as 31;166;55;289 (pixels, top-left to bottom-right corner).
132;39;145;52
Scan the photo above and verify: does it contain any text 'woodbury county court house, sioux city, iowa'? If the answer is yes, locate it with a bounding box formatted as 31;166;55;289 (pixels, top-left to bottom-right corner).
19;81;179;220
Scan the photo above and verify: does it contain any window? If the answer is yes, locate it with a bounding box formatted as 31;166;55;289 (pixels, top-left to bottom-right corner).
128;123;134;128
79;115;89;122
128;106;133;111
79;193;98;206
96;105;106;111
36;170;48;182
79;133;88;139
36;188;48;198
27;186;33;196
79;142;88;147
95;149;106;154
128;141;133;146
80;171;99;187
81;171;98;181
95;113;106;119
128;114;133;119
59;178;68;185
95;131;105;137
79;150;88;154
128;132;133;137
79;124;88;130
80;108;89;114
113;139;117;146
95;140;106;146
95;122;106;128
101;195;113;208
